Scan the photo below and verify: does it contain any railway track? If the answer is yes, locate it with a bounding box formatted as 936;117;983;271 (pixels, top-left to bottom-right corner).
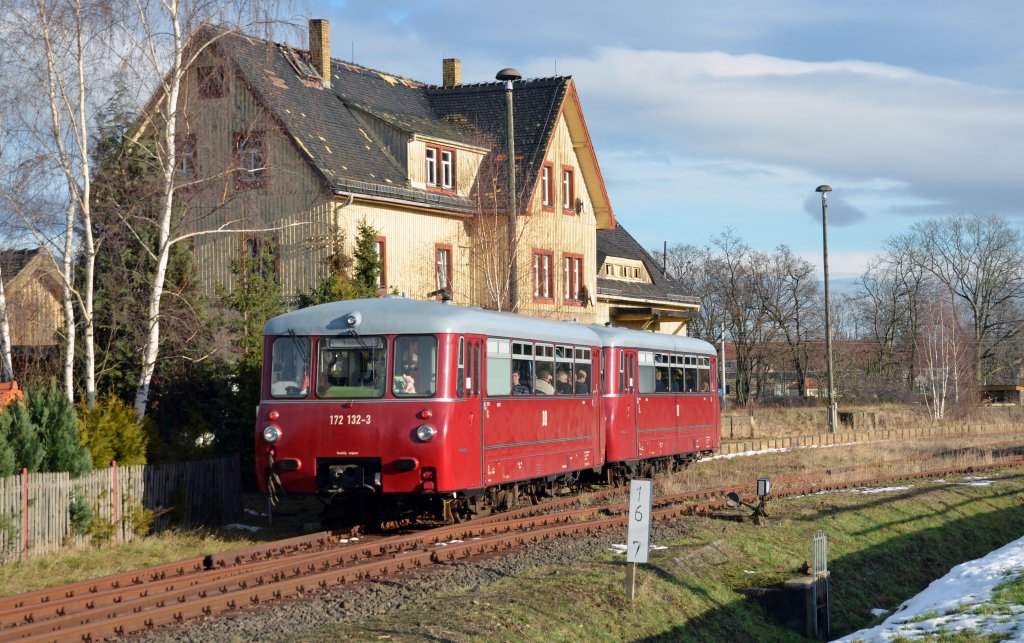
3;455;1023;642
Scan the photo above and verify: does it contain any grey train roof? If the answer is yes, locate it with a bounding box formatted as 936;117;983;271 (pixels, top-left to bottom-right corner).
265;297;716;356
588;324;715;356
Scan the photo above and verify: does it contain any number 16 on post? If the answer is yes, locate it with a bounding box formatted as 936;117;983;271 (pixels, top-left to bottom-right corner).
625;479;652;600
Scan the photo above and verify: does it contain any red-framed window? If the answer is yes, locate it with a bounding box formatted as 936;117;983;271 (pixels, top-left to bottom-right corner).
197;65;226;98
561;166;575;213
435;244;453;294
234;130;265;189
532;250;554;302
375;236;387;291
426;145;456;192
177;134;198;184
241;232;279;283
541;162;554;210
563;253;583;305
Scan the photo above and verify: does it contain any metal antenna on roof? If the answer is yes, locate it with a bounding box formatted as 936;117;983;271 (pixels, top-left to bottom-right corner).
554;59;558;75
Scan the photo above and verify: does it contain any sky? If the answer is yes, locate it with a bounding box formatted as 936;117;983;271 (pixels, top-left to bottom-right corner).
292;1;1024;278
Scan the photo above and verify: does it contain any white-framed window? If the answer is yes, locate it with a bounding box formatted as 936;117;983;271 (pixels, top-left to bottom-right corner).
541;163;553;207
425;147;437;186
426;146;455;190
563;255;583;302
562;167;575;211
533;251;553;300
435;245;452;292
440;149;453;190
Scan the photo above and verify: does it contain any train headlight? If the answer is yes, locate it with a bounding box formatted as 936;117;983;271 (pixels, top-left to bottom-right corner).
263;425;282;443
415;425;436;442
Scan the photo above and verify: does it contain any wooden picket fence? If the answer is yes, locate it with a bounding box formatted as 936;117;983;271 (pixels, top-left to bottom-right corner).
0;455;241;563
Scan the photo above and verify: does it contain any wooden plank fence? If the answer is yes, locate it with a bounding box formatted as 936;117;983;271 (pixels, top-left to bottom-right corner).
0;455;241;564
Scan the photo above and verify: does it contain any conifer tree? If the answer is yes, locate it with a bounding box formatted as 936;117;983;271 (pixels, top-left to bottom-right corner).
352;219;383;298
30;383;91;476
0;411;16;477
0;400;44;472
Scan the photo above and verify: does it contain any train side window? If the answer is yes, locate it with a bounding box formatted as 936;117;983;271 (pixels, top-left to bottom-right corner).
393;335;437;397
638;351;655;393
618;351;625;393
457;337;465;397
511;340;534;394
487;338;512;396
534;343;555;395
698;356;711;392
555;345;574;395
671;354;684;392
655;352;670;393
270;336;310;398
685;355;699;392
574;347;591;394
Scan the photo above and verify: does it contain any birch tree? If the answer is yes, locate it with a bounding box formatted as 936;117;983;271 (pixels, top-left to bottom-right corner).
0;0;115;403
115;1;287;419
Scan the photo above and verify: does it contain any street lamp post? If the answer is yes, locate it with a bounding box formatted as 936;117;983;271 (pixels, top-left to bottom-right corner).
497;67;522;312
816;184;838;433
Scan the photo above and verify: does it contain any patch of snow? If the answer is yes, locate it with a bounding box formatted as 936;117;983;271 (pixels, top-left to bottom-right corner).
835;535;1024;641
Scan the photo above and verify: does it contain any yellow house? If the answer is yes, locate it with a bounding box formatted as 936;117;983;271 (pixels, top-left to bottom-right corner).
170;20;697;330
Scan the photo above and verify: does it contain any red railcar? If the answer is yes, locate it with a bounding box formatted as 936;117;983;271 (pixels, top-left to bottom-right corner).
255;297;718;522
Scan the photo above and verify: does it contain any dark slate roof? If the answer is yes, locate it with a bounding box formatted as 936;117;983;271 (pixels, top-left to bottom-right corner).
596;225;699;306
0;248;39;279
212;29;568;214
426;78;569;209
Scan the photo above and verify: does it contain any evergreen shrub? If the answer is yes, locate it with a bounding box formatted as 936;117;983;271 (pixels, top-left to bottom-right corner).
29;382;91;477
77;394;148;468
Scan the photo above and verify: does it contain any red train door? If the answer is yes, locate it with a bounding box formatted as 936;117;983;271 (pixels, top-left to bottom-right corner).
622;348;638;460
465;336;485;487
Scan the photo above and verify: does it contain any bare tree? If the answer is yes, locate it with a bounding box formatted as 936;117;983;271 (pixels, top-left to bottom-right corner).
909;214;1024;384
753;245;820;396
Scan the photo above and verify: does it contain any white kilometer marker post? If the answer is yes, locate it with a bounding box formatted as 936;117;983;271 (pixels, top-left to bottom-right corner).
625;479;652;601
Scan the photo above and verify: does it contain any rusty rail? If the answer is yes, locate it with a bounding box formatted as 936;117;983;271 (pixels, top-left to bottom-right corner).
3;454;1022;641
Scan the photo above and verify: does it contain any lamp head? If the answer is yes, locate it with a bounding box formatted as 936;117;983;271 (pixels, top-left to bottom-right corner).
815;185;832;193
496;67;522;82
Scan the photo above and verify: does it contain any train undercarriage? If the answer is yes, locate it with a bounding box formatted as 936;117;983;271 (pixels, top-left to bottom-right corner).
314;451;711;529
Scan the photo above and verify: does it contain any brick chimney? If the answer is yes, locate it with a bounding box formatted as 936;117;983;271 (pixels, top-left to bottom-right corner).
309;19;331;89
442;58;461;87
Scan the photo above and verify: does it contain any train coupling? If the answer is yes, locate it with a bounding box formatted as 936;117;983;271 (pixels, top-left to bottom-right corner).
326;463;379;493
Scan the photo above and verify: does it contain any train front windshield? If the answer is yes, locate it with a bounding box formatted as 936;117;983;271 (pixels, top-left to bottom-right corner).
317;336;388;398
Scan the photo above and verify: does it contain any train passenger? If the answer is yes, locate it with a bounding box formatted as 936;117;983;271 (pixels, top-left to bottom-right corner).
511;371;532;395
574;369;590;394
556;370;573;394
534;367;555;395
655;370;669;392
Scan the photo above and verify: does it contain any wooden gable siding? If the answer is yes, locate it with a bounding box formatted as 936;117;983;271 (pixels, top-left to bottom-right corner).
513;113;597;323
5;255;61;348
178;49;335;300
